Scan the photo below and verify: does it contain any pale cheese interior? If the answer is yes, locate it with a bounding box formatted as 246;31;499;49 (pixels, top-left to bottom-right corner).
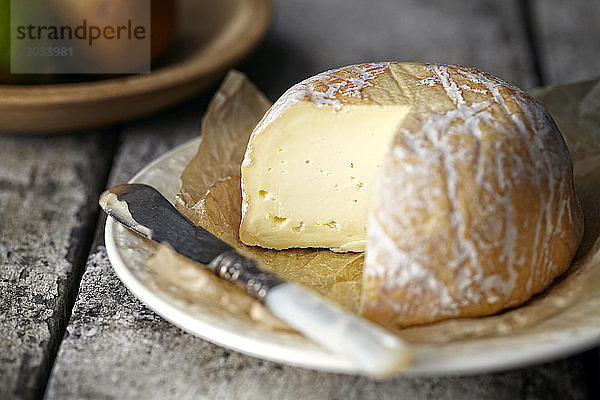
240;102;409;251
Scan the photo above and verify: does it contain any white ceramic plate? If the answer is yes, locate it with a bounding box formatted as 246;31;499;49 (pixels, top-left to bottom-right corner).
105;137;600;376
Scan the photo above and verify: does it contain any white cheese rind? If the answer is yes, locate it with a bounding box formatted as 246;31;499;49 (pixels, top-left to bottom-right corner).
362;63;583;327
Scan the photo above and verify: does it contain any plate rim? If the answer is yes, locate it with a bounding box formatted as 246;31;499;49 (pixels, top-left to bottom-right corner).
104;136;600;377
104;137;359;374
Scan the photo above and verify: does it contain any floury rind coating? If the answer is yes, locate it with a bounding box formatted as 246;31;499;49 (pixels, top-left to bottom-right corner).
240;62;583;327
363;63;583;327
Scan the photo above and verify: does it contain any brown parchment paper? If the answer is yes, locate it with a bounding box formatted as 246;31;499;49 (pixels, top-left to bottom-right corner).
153;70;600;344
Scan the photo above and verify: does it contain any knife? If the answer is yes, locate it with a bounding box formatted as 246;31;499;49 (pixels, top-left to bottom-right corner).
99;183;411;377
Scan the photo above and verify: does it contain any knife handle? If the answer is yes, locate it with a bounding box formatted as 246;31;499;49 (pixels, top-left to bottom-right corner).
208;251;412;377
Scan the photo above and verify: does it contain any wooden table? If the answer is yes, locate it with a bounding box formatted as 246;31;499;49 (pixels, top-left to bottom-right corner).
1;1;599;398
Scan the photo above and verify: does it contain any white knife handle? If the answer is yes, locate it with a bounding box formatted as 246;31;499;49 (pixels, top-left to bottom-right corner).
264;283;412;378
208;250;412;376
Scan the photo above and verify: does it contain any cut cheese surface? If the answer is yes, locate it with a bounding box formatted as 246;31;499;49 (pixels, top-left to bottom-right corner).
240;102;409;251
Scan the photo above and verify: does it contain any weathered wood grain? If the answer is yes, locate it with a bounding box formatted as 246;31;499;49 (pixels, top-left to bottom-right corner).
45;94;212;400
0;132;115;400
530;0;600;84
242;0;537;101
44;0;596;399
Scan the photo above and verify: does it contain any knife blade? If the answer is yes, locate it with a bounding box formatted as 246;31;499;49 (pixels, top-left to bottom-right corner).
99;183;412;377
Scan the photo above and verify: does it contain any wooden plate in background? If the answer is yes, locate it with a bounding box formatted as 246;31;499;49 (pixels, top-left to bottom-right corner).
0;0;271;133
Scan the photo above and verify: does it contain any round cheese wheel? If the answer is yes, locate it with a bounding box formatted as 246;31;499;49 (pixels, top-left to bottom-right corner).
241;62;584;327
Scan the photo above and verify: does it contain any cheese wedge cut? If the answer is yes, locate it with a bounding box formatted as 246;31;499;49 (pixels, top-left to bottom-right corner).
240;101;409;251
240;62;583;327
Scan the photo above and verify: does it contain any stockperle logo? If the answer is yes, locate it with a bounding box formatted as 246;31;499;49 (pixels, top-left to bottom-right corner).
7;0;151;74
